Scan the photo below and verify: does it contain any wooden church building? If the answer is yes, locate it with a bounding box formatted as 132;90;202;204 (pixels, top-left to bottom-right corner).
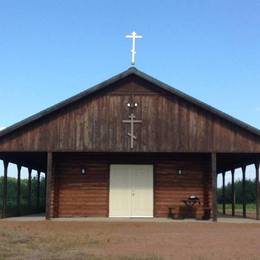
0;67;260;220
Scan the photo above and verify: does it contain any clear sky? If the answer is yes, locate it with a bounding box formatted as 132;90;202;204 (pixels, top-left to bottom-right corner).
0;1;259;183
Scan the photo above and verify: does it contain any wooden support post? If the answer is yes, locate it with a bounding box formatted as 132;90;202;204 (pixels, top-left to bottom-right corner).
255;162;260;220
46;152;53;219
36;170;40;210
231;169;235;216
44;173;47;201
43;173;47;212
222;172;226;215
28;168;32;211
17;165;21;216
242;165;246;218
2;161;9;218
211;153;217;222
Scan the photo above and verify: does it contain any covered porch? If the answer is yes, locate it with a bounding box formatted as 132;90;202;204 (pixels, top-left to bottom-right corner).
217;153;260;220
0;152;47;218
1;152;259;221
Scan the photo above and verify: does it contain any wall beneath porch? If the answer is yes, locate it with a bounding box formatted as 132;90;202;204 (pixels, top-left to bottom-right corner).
50;153;212;218
52;154;109;217
154;156;212;217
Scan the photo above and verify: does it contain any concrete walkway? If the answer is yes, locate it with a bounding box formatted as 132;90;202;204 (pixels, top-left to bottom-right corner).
218;216;260;224
2;213;45;222
2;214;260;224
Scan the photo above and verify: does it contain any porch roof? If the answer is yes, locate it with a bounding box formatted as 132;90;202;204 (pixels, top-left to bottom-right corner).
0;152;259;174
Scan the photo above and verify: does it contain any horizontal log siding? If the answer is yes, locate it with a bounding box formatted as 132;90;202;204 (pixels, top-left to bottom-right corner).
154;158;211;217
50;153;211;218
53;155;109;217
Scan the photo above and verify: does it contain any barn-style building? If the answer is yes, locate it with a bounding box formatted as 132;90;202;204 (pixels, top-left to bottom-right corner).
0;67;260;220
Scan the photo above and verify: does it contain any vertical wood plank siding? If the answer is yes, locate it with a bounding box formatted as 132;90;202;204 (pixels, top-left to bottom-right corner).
0;76;259;153
51;153;211;218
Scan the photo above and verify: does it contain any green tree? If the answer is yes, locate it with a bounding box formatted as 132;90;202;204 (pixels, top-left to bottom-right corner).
217;179;256;204
0;176;46;216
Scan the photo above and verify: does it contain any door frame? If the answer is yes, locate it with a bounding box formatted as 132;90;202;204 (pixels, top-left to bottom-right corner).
108;164;154;217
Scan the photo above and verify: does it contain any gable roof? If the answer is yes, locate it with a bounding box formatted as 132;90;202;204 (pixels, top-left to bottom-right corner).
0;67;260;138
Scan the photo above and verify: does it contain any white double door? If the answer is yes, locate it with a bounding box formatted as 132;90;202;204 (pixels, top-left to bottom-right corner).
109;165;154;217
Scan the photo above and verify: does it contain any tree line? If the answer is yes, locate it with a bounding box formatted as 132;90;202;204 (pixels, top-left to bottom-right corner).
0;176;46;210
217;179;257;204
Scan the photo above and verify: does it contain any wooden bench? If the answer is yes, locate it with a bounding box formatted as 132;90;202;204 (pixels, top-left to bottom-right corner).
168;205;177;219
168;205;211;220
168;204;185;219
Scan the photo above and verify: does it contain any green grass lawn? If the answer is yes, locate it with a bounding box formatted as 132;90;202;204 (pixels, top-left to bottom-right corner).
218;203;256;211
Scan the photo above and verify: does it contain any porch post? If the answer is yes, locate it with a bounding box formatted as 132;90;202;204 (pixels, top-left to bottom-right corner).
222;171;226;215
211;153;217;221
2;161;9;218
28;168;32;211
44;172;47;202
46;152;53;219
255;162;260;220
36;170;40;210
17;165;21;216
231;169;235;216
242;165;246;218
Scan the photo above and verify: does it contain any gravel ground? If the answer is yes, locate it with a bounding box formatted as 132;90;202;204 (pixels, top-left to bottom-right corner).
0;221;260;260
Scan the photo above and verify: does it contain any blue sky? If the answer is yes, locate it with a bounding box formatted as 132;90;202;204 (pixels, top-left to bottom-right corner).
0;1;259;183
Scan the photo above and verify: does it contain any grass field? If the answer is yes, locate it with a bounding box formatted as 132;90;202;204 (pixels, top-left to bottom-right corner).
218;203;256;211
218;203;257;218
0;221;260;260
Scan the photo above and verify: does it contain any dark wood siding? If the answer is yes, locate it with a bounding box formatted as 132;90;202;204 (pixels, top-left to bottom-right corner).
1;76;259;152
53;154;109;217
154;157;211;217
49;153;211;218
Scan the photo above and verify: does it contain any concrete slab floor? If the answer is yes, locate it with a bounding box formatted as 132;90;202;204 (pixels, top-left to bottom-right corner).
2;214;260;224
2;213;45;222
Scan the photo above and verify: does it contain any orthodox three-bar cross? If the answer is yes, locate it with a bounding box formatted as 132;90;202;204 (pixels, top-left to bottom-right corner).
122;113;142;149
125;31;143;65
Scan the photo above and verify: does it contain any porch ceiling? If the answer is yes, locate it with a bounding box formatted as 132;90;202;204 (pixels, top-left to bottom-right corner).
217;153;260;173
0;152;259;174
0;152;47;172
